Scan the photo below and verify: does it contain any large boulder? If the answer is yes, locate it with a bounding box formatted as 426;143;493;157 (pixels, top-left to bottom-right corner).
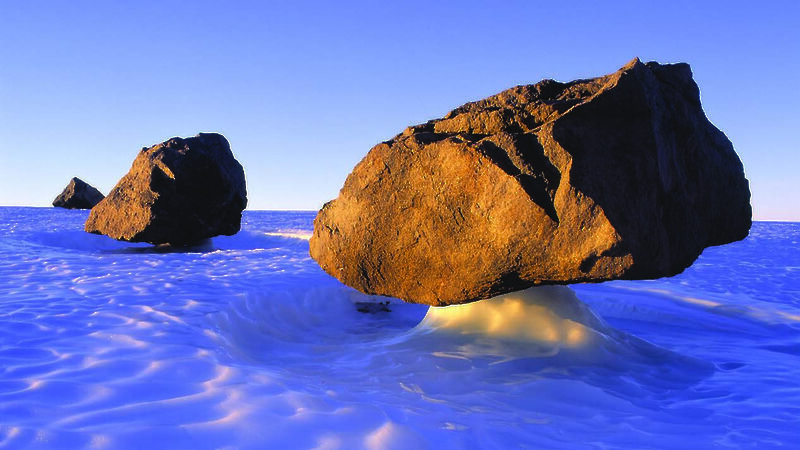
310;58;752;306
85;133;247;246
52;177;104;209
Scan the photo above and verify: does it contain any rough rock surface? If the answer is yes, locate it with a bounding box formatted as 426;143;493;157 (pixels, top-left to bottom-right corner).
52;177;105;209
85;133;247;246
310;58;752;306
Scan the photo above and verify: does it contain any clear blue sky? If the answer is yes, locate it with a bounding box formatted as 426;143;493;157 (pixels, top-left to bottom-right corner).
1;1;798;220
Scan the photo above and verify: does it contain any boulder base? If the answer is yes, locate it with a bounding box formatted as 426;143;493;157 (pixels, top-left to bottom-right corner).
310;58;751;306
85;133;247;246
52;177;104;209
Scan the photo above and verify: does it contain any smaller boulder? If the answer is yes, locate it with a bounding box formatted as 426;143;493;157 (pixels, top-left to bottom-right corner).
85;133;247;246
52;177;105;209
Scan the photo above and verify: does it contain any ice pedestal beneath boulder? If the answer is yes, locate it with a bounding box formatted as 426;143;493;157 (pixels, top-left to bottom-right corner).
421;286;604;348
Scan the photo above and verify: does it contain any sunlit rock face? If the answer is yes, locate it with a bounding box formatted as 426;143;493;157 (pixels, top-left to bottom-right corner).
85;133;247;246
310;58;752;306
52;177;104;209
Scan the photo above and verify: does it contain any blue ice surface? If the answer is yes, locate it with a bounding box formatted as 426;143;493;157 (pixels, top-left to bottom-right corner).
0;207;798;448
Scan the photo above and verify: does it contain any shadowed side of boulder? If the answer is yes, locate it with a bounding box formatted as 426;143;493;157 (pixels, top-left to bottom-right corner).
85;133;247;246
310;58;752;306
53;177;105;209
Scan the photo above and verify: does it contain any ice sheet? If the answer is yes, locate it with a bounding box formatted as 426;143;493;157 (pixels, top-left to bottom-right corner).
0;208;798;448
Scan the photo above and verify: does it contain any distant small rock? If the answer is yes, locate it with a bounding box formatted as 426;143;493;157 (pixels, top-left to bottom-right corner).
85;133;247;246
52;177;104;209
310;58;752;306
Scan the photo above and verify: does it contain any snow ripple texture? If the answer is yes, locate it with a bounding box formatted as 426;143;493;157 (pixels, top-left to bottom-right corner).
0;208;798;449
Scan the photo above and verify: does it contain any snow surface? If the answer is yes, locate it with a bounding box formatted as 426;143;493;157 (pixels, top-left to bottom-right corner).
0;207;798;448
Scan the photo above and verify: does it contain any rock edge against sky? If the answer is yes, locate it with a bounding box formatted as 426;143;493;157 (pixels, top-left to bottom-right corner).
52;177;104;210
310;58;752;306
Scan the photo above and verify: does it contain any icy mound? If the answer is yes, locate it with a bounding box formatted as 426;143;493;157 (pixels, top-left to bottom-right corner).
422;286;606;345
211;283;712;394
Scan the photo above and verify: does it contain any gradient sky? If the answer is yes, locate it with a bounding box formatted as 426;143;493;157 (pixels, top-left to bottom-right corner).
1;1;798;220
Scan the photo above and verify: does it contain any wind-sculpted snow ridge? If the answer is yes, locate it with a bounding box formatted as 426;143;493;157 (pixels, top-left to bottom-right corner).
0;208;798;448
